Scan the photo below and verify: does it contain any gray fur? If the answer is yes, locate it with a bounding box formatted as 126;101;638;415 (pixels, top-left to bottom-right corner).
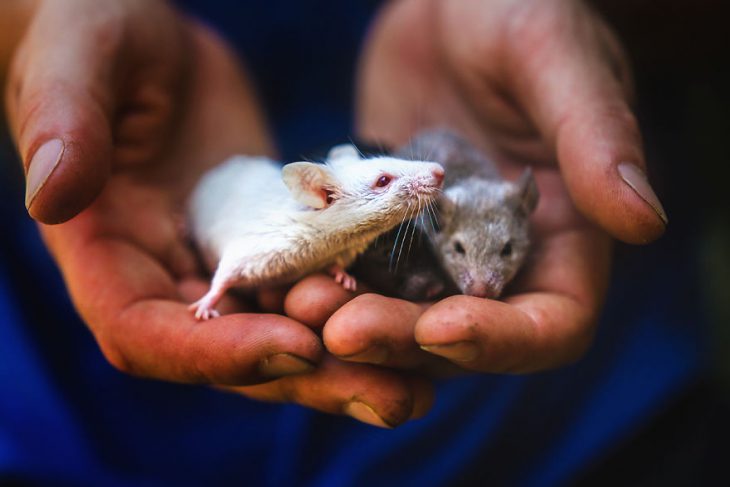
350;225;459;301
355;129;539;300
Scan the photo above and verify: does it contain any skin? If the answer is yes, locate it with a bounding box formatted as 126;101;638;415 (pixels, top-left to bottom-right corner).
2;0;665;428
2;0;431;427
289;0;664;380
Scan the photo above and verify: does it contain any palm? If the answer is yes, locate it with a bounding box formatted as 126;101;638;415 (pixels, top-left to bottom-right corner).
358;0;611;313
7;4;435;426
296;0;626;373
34;26;313;384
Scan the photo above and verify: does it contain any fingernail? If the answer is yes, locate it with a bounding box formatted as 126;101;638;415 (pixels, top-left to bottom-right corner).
340;344;389;364
259;353;315;378
344;401;393;429
25;139;65;210
618;163;668;225
421;341;479;362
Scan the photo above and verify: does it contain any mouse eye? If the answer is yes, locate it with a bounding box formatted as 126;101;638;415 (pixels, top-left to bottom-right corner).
375;175;392;188
453;241;466;255
500;241;513;257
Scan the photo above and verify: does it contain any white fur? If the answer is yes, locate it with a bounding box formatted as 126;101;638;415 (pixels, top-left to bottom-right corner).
187;149;443;318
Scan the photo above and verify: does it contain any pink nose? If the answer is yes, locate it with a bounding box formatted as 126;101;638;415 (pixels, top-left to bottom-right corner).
432;168;445;187
466;282;498;299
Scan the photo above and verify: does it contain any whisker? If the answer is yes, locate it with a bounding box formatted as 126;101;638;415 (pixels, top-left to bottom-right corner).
418;212;425;246
346;136;367;159
389;224;403;271
390;200;411;271
430;201;441;232
405;198;420;260
423;198;438;236
395;201;415;271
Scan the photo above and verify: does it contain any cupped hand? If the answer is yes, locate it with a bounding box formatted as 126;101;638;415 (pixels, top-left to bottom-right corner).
4;0;432;426
287;0;664;376
4;0;319;383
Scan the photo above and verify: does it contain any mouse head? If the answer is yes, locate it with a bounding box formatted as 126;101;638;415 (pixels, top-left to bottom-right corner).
431;168;539;298
282;144;445;230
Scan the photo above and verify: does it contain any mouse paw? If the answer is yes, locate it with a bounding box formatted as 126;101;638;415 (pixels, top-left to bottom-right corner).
188;300;221;321
329;265;357;292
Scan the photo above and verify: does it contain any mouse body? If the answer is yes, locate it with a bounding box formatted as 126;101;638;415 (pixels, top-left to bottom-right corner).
356;129;539;300
350;223;459;301
405;129;540;299
187;145;444;319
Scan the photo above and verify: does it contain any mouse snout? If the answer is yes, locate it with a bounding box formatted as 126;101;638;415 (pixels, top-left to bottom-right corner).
464;282;497;299
431;167;445;188
406;164;444;196
464;273;502;299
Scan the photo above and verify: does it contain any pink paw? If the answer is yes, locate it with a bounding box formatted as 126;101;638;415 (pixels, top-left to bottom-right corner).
188;300;221;321
332;269;357;292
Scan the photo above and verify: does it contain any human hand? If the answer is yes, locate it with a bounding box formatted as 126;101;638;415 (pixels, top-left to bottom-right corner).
4;0;319;381
3;0;433;427
287;0;665;377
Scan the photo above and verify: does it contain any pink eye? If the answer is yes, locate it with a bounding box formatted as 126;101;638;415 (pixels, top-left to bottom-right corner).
375;175;392;188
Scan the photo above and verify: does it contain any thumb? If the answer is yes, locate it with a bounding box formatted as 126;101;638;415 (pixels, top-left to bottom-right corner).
511;3;667;244
6;5;116;224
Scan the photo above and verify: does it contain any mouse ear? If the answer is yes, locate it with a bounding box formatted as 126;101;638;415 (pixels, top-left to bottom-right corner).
511;167;540;215
327;144;361;162
282;162;340;209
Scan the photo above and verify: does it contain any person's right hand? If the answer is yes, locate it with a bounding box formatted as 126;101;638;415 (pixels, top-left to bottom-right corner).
4;0;432;428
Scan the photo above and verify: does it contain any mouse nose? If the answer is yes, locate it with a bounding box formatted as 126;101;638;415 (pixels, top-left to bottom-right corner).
465;281;499;299
432;168;445;187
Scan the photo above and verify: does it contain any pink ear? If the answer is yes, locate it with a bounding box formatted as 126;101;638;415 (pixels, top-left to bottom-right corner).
511;168;539;215
282;162;339;209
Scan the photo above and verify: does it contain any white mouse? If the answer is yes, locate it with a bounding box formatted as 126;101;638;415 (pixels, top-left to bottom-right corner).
187;144;444;319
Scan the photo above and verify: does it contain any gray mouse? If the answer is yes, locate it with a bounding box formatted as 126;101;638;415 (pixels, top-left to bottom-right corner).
186;144;444;319
355;129;539;300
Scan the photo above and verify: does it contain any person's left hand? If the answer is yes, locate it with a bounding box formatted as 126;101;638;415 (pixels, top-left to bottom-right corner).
285;0;665;376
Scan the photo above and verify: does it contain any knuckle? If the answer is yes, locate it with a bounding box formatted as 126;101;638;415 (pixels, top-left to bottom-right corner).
502;0;572;49
95;335;136;375
350;292;387;308
278;378;303;405
561;326;596;366
615;108;640;134
519;306;597;372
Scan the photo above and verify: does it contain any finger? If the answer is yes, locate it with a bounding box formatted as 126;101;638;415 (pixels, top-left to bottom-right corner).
178;276;255;315
5;1;185;224
416;223;611;373
416;295;592;373
233;355;434;428
506;1;666;244
284;274;365;328
45;219;323;385
256;286;290;314
323;293;437;368
6;4;118;223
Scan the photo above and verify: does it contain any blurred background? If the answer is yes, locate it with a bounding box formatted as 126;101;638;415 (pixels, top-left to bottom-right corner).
579;0;730;483
593;0;730;383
